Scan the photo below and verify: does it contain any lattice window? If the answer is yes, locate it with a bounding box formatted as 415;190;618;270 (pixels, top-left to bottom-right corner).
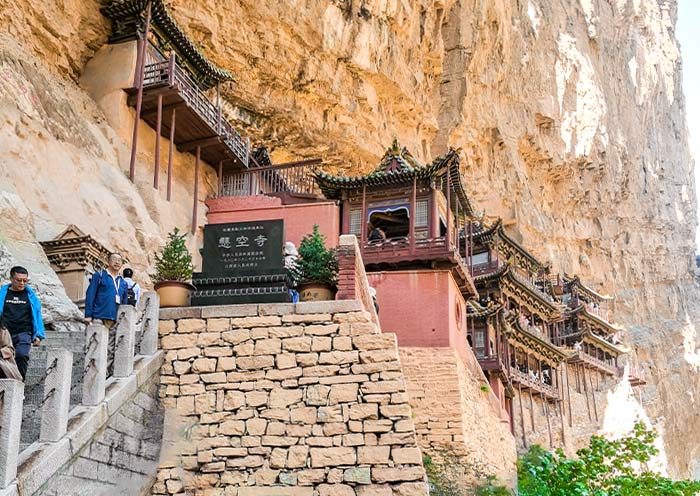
349;209;362;236
414;200;428;228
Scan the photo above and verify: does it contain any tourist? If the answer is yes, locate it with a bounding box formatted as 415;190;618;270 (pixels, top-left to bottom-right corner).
369;286;379;315
122;268;141;306
0;266;45;380
0;325;22;380
368;226;386;241
84;253;128;327
284;242;299;303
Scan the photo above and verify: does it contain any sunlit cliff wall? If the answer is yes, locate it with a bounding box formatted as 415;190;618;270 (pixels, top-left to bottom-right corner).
0;0;697;478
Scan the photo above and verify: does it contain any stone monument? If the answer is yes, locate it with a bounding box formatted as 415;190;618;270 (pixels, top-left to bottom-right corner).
190;220;292;305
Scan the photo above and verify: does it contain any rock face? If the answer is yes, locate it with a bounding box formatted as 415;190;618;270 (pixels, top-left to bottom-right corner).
0;0;698;479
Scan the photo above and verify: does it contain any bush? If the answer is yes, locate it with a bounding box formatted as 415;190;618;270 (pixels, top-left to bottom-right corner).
290;225;338;286
152;227;194;283
518;422;700;496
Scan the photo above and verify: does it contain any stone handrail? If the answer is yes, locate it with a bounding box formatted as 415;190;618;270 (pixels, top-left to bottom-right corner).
0;292;161;496
336;234;381;332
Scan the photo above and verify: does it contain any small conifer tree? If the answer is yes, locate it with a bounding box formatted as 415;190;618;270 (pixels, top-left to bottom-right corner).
152;228;194;283
291;225;338;286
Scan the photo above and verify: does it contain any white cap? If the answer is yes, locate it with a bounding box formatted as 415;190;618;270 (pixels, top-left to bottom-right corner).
369;287;377;298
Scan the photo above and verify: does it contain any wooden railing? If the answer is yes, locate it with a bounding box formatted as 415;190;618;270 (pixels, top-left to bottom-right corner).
141;59;249;167
472;260;502;277
219;161;322;198
570;350;618;375
509;367;559;399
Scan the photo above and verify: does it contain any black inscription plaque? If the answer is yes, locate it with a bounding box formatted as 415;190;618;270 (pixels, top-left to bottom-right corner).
191;220;292;306
202;220;284;275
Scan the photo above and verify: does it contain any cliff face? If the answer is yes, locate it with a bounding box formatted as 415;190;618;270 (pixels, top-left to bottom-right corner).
1;0;698;478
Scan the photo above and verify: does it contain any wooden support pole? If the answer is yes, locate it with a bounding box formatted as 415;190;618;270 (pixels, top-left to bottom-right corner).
529;389;536;432
588;366;599;422
545;399;553;448
518;383;527;447
558;400;566;447
192;146;200;235
217;160;223;197
154;93;162;189
581;365;592;421
565;364;573;427
167;107;176;201
129;1;152;183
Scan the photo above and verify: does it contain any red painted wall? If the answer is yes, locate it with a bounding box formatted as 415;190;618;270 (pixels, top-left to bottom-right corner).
367;270;470;361
206;196;340;248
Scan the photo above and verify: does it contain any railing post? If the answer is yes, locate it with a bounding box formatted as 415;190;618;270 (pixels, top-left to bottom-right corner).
82;322;109;406
113;306;137;377
0;379;24;489
139;292;160;356
39;349;72;442
168;53;176;86
245;137;250;167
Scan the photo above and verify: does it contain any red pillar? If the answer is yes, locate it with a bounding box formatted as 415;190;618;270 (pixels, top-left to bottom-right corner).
128;1;152;182
217;160;223;196
167;108;176;201
192;146;200;234
409;177;416;256
154;94;162;189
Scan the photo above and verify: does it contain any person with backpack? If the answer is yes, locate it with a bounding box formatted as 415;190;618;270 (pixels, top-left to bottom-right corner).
122;268;141;307
84;253;128;328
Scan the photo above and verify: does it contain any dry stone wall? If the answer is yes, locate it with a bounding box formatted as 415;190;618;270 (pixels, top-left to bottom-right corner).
154;301;428;496
399;348;516;486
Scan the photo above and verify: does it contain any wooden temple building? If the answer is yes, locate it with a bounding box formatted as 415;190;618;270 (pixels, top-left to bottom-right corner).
314;140;478;299
101;0;253;232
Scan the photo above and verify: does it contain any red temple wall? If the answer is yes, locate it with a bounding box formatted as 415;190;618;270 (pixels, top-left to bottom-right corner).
367;269;470;362
205;196;340;248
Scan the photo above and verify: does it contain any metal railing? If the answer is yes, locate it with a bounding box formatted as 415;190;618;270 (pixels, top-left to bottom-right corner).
141;58;249;167
509;367;559;398
219;161;322;198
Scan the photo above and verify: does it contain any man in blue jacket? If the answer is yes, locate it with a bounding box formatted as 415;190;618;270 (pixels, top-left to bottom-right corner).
85;253;129;327
0;266;45;380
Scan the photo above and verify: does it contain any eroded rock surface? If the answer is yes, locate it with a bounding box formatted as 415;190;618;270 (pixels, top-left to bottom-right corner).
0;0;698;478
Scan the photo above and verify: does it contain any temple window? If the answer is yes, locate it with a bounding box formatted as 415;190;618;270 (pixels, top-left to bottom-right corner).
368;205;410;239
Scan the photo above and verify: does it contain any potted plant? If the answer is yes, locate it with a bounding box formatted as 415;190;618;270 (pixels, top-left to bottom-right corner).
291;225;338;301
152;227;195;307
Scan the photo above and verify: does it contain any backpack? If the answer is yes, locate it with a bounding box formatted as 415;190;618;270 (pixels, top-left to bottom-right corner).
126;283;137;307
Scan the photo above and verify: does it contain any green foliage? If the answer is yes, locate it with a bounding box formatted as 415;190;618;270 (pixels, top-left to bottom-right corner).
424;452;512;496
152;228;194;283
517;422;700;496
291;225;338;286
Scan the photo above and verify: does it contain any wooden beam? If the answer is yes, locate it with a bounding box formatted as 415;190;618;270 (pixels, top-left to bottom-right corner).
545;398;553;448
518;383;527;447
154;94;162;189
565;364;573;427
581;364;592;421
179;136;221;152
128;1;152;182
142;101;185;117
167;107;176;201
588;366;599;422
192;146;200;234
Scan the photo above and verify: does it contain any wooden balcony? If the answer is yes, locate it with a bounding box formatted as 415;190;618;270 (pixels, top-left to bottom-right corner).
472;260;502;278
127;58;250;170
218;160;324;202
361;237;478;297
568;350;618;376
509;367;559;400
627;365;647;386
478;354;509;378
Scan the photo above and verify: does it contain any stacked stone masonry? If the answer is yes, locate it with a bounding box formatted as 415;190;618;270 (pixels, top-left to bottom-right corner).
155;301;428;496
399;348;516;485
